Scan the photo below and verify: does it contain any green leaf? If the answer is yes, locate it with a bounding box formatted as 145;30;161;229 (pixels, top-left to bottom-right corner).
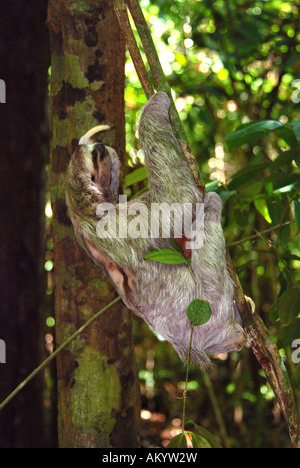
289;122;300;145
205;180;220;192
186;420;222;448
124;166;148;188
265;173;300;193
275;125;298;149
267;199;287;226
294;200;300;233
254;197;272;223
167;433;187;448
225;120;283;149
278;289;300;325
218;190;236;204
186;299;211;326
190;432;212;448
269;149;300;170
169;238;184;254
238;181;263;200
228;163;269;190
144;247;187;265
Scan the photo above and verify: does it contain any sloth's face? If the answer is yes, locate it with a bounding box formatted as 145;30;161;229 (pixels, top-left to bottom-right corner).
83;142;112;189
70;138;120;200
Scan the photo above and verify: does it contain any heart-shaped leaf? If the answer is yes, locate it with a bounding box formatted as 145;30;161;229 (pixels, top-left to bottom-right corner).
186;299;211;326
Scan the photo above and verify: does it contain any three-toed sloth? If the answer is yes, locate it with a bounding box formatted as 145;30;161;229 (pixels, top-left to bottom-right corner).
66;92;248;368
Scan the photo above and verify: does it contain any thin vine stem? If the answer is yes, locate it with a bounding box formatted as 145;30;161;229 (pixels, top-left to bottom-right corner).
181;263;198;434
227;220;294;248
186;263;230;447
0;296;122;412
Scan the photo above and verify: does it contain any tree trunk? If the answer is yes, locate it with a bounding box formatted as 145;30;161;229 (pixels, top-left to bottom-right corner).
47;0;141;448
0;0;49;448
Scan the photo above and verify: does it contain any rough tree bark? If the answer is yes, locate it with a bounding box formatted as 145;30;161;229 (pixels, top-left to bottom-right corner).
47;0;141;448
0;0;49;448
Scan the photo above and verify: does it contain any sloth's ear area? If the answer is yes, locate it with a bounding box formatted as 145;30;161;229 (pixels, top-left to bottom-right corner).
82;237;136;301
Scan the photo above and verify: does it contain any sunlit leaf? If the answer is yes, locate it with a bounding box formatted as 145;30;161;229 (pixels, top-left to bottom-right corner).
267;173;300;193
124;166;148;187
254;197;272;223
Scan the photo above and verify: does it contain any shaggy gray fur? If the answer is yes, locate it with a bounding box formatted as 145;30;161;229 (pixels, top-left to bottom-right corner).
66;92;248;368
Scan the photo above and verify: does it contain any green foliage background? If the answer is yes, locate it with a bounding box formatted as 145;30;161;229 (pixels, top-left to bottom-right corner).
122;0;300;448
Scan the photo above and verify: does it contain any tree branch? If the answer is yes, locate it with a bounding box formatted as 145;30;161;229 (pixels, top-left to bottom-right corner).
115;0;300;447
114;0;154;99
115;0;203;187
227;220;294;248
226;258;300;448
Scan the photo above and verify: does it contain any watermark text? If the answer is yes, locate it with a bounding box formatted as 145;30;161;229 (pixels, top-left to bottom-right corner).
96;196;204;250
292;339;300;364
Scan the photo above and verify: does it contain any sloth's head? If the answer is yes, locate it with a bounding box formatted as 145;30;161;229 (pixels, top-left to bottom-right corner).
66;125;120;232
67;125;120;196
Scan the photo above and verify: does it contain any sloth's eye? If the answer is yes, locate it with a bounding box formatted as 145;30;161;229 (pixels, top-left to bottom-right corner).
91;174;95;182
